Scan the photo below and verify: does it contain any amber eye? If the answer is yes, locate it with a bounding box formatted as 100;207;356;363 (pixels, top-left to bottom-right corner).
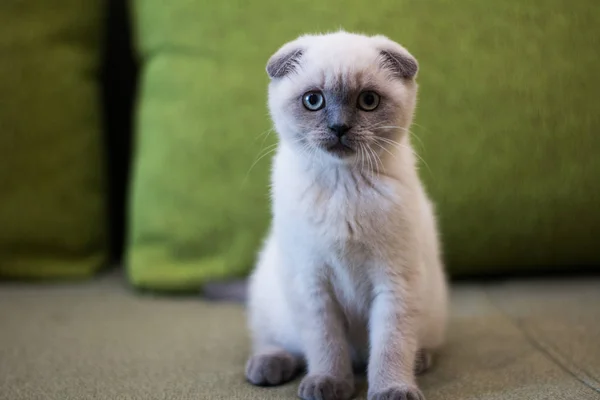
357;91;380;111
302;91;325;111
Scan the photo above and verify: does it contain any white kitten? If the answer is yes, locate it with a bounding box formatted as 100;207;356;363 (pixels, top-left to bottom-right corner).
246;31;448;400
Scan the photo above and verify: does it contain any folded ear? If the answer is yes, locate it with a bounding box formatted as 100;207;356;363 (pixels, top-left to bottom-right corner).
373;36;419;80
266;45;304;79
379;50;418;79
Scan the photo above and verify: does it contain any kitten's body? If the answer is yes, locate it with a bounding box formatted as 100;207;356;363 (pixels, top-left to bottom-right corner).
246;32;448;400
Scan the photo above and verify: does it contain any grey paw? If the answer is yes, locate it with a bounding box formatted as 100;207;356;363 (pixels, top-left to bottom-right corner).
298;374;354;400
369;385;425;400
414;349;433;375
245;350;298;386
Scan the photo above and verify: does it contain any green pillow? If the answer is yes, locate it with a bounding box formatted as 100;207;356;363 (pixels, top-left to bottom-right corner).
0;2;108;279
128;0;599;290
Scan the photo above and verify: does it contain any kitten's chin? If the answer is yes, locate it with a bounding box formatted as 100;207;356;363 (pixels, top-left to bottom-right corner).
283;140;356;165
323;142;355;159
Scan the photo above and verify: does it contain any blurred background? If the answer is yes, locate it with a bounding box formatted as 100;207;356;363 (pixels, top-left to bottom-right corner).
0;1;599;399
1;0;599;288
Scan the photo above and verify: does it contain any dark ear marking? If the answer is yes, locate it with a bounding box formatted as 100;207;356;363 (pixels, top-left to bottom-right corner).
379;50;418;79
266;48;304;79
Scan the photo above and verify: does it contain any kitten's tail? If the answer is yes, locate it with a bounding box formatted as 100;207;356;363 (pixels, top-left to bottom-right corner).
201;279;248;303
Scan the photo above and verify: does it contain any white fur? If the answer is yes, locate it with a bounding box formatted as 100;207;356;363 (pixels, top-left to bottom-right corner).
247;31;448;399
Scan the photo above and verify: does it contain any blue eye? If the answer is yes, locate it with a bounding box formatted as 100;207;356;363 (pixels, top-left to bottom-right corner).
357;91;380;111
303;91;325;111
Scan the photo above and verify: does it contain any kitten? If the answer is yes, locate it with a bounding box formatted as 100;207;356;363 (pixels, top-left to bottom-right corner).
246;31;448;400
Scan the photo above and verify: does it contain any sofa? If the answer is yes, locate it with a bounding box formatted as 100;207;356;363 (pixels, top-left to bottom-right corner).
1;1;598;399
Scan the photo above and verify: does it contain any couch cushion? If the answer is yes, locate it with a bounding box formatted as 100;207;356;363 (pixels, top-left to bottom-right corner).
127;0;600;290
0;2;108;279
0;275;598;399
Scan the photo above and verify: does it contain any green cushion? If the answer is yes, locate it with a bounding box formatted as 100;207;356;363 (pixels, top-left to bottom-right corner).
128;0;600;289
0;2;108;279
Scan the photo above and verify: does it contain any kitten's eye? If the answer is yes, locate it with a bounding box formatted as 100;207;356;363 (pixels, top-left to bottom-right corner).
357;91;380;111
302;91;325;111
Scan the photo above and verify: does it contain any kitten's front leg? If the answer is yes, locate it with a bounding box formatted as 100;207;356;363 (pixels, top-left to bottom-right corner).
368;284;424;400
294;278;355;400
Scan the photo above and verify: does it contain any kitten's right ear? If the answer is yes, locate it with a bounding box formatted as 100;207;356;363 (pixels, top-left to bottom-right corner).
266;46;304;79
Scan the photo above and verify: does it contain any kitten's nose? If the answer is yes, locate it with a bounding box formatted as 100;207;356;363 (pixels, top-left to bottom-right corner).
328;124;351;138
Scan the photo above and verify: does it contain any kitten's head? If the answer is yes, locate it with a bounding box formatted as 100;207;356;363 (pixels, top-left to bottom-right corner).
266;31;418;165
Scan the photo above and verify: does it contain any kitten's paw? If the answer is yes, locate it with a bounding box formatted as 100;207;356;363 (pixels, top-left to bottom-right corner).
245;350;298;386
369;385;425;400
414;349;433;375
298;374;354;400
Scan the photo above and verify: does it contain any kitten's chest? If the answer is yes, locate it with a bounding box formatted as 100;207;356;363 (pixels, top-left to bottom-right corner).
330;261;373;323
299;171;396;242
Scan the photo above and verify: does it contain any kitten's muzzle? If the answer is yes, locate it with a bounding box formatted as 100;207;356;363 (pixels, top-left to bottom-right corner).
323;129;355;155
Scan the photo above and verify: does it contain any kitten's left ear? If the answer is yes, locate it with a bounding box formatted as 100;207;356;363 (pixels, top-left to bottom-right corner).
373;36;419;80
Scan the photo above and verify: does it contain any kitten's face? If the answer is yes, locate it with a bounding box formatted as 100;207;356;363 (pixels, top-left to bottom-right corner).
267;32;418;165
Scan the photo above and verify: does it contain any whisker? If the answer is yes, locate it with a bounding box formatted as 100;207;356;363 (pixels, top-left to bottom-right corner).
370;125;425;151
411;122;430;132
365;120;391;128
358;143;367;175
371;140;397;160
367;144;383;174
409;133;425;152
242;147;277;185
364;142;374;175
254;128;277;161
244;126;279;187
374;137;434;179
243;136;306;186
310;144;321;168
255;127;275;140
